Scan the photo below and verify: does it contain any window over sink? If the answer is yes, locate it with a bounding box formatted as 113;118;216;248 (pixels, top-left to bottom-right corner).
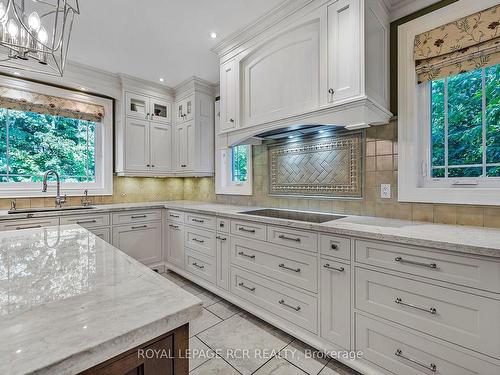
0;76;113;198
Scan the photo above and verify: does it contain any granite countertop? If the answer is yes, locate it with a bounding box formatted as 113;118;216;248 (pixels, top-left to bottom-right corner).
0;224;202;375
2;200;500;258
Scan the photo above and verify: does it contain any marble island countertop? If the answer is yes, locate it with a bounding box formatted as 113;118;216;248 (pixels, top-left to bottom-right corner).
1;200;500;258
0;224;202;375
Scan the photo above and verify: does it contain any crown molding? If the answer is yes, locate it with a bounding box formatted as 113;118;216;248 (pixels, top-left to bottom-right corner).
174;76;217;98
211;0;320;58
389;0;441;21
118;73;175;98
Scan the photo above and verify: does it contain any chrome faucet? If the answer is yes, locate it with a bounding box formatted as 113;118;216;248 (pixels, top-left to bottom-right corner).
42;170;67;208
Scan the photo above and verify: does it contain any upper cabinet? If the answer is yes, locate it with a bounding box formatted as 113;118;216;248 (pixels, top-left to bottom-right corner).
213;0;391;146
116;76;215;177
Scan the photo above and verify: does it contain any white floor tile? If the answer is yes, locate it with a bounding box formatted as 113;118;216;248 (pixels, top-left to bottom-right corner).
161;271;190;287
182;282;207;296
189;357;240;375
197;313;292;375
319;360;360;375
189;336;212;371
279;339;329;375
198;291;222;307
189;308;222;337
207;300;242;320
253;357;307;375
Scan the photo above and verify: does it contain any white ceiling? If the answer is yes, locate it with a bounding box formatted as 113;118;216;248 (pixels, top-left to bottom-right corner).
68;0;284;87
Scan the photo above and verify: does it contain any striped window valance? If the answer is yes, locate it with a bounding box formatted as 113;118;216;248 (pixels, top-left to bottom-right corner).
0;86;105;122
414;4;500;83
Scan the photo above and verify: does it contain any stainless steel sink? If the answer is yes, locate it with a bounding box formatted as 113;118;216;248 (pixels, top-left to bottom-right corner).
238;208;346;223
8;206;96;214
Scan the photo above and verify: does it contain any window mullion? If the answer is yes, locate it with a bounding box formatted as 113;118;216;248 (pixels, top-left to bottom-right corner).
444;77;449;178
482;68;487;177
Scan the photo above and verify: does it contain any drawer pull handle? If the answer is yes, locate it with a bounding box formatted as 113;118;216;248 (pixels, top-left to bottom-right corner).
394;349;437;372
192;218;205;223
131;215;147;219
238;282;255;292
131;225;147;230
16;225;42;230
323;264;345;272
279;263;301;273
238;251;256;259
192;262;205;269
395;297;437;315
278;299;301;311
169;214;180;218
169;224;180;230
76;220;97;224
192;238;205;243
278;234;301;242
216;236;227;241
331;244;338;250
238;226;256;233
395;257;437;269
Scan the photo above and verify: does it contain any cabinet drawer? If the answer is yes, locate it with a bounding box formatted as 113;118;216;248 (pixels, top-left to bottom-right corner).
166;210;184;223
230;237;317;292
320;234;350;260
60;213;110;228
231;220;267;241
267;225;318;252
185;226;216;257
355;239;500;293
166;222;185;269
185;213;216;230
231;267;318;333
356;268;500;358
356;314;499;375
185;250;216;284
0;217;59;231
112;210;162;225
217;218;230;233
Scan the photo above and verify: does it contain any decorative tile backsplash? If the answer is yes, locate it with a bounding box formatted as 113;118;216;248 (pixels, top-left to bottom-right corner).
268;133;362;197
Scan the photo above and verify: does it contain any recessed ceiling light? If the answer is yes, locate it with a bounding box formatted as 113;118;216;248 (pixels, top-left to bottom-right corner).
159;78;164;82
79;87;87;91
318;130;325;134
288;135;295;139
13;71;20;76
210;32;217;39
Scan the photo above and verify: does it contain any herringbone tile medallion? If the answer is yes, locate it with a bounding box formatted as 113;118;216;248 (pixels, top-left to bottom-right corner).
269;133;362;197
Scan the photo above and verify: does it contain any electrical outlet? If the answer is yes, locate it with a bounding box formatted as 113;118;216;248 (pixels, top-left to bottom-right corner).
380;184;391;199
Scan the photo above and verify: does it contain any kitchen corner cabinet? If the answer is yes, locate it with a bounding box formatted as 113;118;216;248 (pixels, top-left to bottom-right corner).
173;92;214;175
126;92;172;124
175;95;194;123
219;59;239;132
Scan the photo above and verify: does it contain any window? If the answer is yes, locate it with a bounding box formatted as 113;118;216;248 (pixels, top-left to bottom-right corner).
0;77;113;197
429;65;500;182
0;109;96;183
398;0;500;205
231;145;248;183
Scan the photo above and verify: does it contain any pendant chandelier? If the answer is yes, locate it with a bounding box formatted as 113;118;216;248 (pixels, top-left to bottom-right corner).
0;0;79;76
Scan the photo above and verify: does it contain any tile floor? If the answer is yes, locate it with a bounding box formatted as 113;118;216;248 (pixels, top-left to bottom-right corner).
161;271;360;375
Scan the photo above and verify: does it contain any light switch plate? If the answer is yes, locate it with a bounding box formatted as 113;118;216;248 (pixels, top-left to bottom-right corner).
380;184;391;199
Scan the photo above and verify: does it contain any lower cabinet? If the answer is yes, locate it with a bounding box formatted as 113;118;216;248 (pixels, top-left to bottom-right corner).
185;249;216;283
89;227;111;243
320;258;351;350
166;222;185;269
216;234;230;290
112;221;162;265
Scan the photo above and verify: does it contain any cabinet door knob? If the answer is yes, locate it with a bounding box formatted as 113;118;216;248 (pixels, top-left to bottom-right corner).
146;164;150;167
181;164;187;168
229;118;234;123
151;165;155;167
328;88;334;94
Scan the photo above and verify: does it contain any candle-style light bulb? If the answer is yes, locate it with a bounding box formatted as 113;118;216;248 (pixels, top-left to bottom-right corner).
38;26;47;44
28;12;41;31
7;19;19;38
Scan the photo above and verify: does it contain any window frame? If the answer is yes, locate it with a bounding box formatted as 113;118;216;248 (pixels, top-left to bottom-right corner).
216;144;253;195
398;0;500;206
0;76;113;198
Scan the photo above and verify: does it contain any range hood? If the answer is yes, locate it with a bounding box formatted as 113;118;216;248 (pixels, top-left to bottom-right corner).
252;124;339;141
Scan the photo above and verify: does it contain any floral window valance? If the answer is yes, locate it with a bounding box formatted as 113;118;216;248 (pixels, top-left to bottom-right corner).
414;4;500;83
0;86;105;122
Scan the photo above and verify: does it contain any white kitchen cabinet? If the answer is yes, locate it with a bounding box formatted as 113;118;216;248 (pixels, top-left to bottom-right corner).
150;97;171;124
0;217;59;231
320;258;351;349
112;221;162;266
166;222;185;269
175;95;194;123
125;118;150;172
126;92;171;124
216;234;230;291
174;121;194;171
150;123;173;173
219;59;238;132
90;227;111;243
124;118;172;174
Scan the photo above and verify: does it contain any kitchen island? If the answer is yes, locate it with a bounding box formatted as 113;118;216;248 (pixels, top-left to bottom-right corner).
0;224;202;375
